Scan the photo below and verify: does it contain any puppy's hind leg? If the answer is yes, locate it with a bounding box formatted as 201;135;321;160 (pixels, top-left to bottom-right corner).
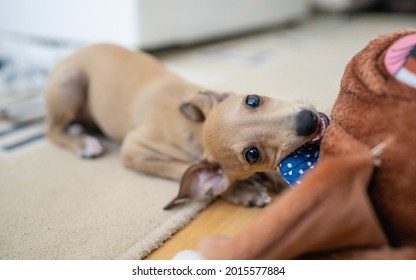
45;67;104;158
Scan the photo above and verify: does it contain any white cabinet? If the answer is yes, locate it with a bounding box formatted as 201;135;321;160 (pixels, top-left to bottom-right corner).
0;0;310;49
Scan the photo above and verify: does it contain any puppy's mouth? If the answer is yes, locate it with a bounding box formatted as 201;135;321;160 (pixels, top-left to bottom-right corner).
307;112;330;144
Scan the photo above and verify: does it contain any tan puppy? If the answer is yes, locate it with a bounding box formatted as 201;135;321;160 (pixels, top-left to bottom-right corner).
44;44;325;208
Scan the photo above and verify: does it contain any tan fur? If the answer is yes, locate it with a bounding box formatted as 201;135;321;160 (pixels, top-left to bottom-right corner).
45;44;320;208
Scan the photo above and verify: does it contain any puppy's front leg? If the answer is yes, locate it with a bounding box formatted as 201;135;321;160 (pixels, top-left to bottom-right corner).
121;129;192;181
221;172;283;207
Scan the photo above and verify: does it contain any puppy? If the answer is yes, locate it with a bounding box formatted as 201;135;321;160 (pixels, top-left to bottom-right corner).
44;44;326;208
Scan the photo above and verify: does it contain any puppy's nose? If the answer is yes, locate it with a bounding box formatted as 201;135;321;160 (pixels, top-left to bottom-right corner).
296;109;318;136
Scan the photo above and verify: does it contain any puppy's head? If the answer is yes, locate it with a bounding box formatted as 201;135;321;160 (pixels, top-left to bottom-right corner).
164;91;327;209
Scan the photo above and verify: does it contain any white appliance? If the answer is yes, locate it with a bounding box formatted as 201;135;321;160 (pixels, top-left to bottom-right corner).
0;0;311;49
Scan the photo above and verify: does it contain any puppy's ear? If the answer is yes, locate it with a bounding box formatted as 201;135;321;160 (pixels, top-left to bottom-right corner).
180;90;229;122
164;161;229;210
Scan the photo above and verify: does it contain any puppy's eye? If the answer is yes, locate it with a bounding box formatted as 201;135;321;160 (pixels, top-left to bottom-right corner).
245;95;261;108
244;147;260;164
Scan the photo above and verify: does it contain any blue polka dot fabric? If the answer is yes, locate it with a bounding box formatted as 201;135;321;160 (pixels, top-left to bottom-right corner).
278;144;320;187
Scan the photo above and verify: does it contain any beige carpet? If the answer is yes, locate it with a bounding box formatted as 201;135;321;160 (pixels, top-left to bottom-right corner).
0;139;209;259
1;14;415;259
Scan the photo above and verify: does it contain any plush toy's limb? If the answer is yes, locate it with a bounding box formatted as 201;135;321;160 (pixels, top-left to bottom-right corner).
198;124;388;259
315;246;416;260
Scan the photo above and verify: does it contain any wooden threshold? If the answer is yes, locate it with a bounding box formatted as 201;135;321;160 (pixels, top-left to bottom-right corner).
146;199;269;260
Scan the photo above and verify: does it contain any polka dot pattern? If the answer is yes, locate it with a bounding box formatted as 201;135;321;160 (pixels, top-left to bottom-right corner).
278;144;320;187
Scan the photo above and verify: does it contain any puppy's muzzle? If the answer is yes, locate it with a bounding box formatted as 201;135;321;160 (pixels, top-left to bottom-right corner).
296;109;319;136
296;109;330;143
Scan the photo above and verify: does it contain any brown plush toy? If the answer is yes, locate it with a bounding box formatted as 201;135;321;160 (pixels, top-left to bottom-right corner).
197;30;416;259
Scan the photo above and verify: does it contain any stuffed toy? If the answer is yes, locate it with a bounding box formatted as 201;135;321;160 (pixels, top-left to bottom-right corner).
188;29;416;259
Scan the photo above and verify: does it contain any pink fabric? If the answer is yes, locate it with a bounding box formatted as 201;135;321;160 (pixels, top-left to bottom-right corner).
384;34;416;74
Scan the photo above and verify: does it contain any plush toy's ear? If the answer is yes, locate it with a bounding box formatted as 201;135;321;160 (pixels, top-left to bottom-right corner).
164;161;230;210
180;90;229;122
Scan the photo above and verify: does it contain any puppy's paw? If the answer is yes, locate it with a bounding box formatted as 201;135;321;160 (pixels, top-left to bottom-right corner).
79;136;105;158
221;179;272;208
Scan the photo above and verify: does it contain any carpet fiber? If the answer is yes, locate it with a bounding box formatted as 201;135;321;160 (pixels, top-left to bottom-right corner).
0;139;209;259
